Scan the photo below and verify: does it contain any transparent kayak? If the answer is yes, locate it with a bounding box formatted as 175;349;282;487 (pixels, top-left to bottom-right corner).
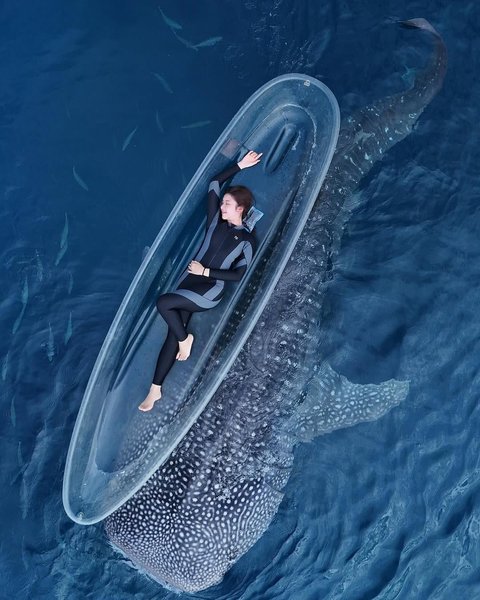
63;73;340;524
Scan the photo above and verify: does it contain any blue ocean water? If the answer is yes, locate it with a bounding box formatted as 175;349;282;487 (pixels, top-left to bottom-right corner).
1;1;479;598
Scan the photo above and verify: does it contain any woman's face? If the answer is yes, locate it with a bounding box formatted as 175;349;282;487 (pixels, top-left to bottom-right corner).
220;193;243;222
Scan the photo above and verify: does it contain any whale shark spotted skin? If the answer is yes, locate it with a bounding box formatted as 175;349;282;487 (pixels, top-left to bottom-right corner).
105;19;447;593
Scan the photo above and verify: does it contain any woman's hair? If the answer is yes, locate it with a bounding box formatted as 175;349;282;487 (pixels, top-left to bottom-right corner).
225;185;254;219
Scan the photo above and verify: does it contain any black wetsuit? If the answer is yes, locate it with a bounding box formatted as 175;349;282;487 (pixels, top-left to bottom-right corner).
153;163;257;385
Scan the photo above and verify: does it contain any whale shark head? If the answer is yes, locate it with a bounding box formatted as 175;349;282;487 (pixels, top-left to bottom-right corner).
105;461;279;592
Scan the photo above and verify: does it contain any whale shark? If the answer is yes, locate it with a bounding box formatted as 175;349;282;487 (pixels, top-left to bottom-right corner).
105;19;447;593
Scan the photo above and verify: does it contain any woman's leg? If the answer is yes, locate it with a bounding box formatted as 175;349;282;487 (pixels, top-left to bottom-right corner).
156;292;206;360
156;293;192;342
139;311;191;412
139;294;208;411
152;309;193;386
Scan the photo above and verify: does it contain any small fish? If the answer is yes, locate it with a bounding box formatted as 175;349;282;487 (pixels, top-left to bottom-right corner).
171;29;198;52
35;249;43;282
152;73;173;94
401;64;416;87
10;396;16;427
21;276;28;304
158;7;183;31
67;270;74;294
73;166;89;191
20;478;29;520
122;126;138;151
163;158;169;176
155;111;164;133
55;240;68;267
12;276;28;334
47;322;55;362
9;461;28;487
17;441;24;468
193;36;223;49
2;349;10;381
12;305;26;335
64;312;73;346
60;213;69;248
180;120;212;129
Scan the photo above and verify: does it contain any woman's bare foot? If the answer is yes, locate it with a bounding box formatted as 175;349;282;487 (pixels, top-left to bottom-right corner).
176;334;194;361
138;384;162;411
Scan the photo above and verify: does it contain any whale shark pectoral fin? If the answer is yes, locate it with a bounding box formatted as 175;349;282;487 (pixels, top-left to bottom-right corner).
286;363;409;442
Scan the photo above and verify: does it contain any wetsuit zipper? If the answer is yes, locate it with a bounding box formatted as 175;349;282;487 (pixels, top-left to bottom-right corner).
206;226;231;268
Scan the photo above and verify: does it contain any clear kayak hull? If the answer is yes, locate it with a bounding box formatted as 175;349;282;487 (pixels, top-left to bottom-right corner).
63;73;340;524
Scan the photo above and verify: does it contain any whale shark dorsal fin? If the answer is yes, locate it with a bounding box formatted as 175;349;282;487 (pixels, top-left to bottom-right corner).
284;363;409;442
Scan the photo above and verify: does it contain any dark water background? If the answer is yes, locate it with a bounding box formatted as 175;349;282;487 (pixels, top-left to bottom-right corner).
1;1;479;598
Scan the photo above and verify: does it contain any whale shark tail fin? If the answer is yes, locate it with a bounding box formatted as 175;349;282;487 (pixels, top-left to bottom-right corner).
283;363;409;443
399;18;439;36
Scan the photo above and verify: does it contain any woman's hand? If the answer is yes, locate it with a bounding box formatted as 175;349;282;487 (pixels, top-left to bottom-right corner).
238;150;262;170
188;260;205;276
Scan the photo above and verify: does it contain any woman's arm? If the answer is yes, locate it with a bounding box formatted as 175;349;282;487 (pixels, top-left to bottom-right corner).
204;238;256;281
206;163;241;229
206;265;246;281
206;150;263;229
